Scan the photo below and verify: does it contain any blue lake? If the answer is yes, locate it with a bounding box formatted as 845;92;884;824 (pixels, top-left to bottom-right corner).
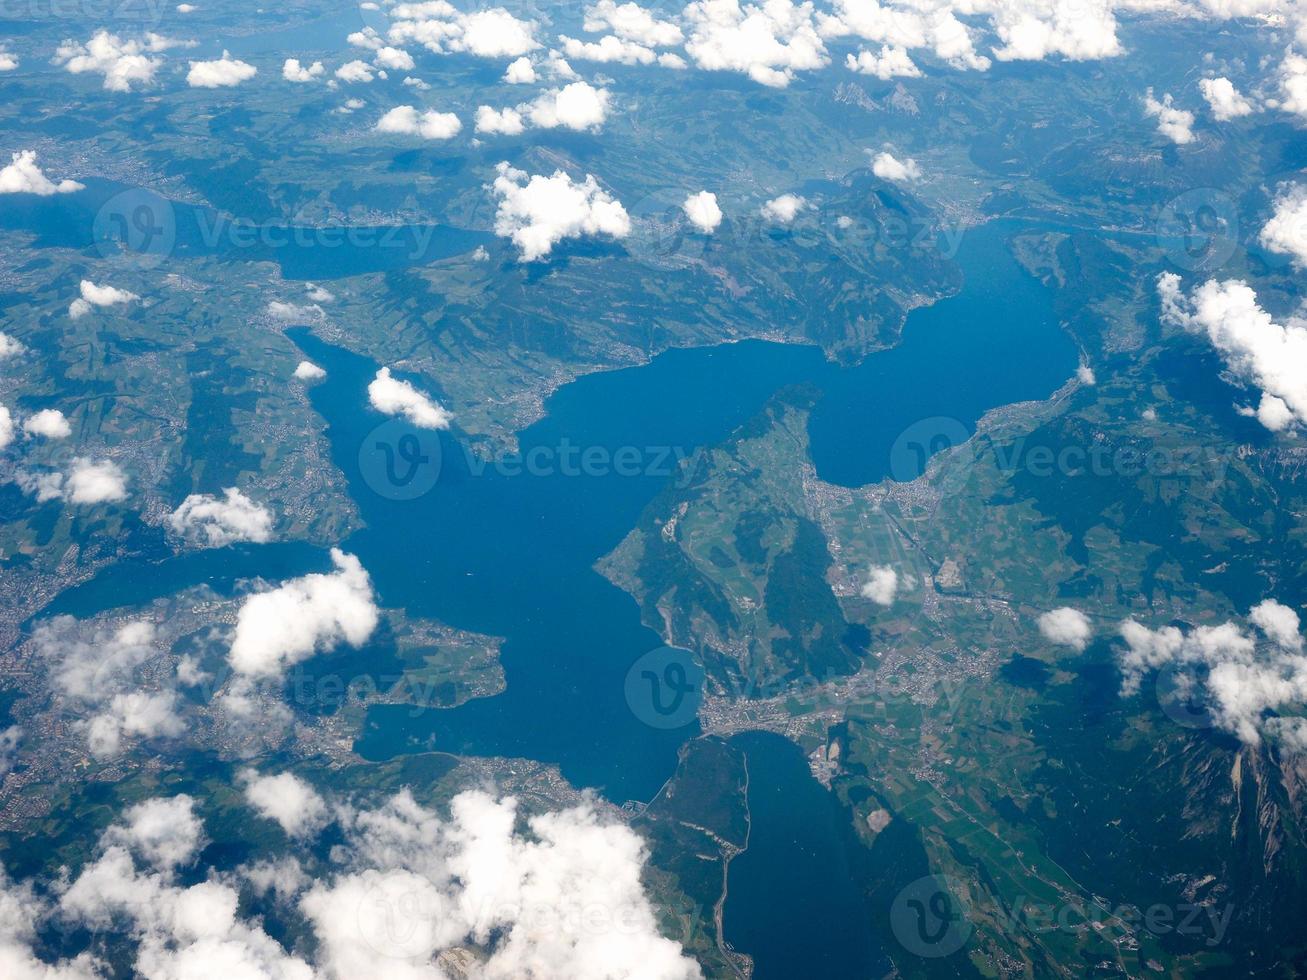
34;218;1075;976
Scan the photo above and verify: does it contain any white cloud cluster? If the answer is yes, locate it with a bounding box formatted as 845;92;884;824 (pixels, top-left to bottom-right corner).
294;360;326;380
586;0;685;46
1037;606;1092;651
23;408;71;439
561;33;659;64
335;59;377;82
475;104;525;134
283;57;325;81
683;190;723;232
819;0;988;72
1144;89;1196;144
1279;51;1307;119
19;457;129;505
683;0;828;87
504;55;536;82
477;81;611;135
187;50;257;87
1199;75;1254;120
69;279;139;319
1259;183;1307;268
870;149;921;181
169;488;274;547
375;103;463;139
388;2;541;58
1158;273;1307;432
368;367;453;428
241;770;330;839
1116;600;1307;748
861;564;898;605
0;331;23;359
303;789;703;979
0;151;84;196
228;548;379;678
0;405;12;451
35;617;185;759
53;30;187;91
490;162;632;260
846;43;920;78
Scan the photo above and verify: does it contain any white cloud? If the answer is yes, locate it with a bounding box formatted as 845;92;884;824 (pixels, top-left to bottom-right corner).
683;190;723;232
68;457;129;503
348;26;385;50
475;104;526;134
1116;603;1307;747
335;58;376;82
375;104;462;138
504;55;537;82
388;3;541;58
585;0;684;46
368;367;453;428
1144;89;1196;144
870;149;921;182
526;80;611;130
0;50;16;72
0;405;12;451
169;488;273;547
267;299;323;321
1077;362;1096;385
760;192;808;222
0;331;23;359
1199;75;1254;120
1158;273;1307;432
403;75;431;89
84;692;186;759
861;564;898;605
23;408;71;439
241;770;329;839
1037;607;1092;651
69;279;139;319
490;161;631;260
560;33;657;64
683;0;828;87
0;150;84;196
846;43;920;79
1260;183;1307;268
1278;51;1307;119
294;359;326;380
53;30;186;91
228;548;379;678
283;57;325;81
660;51;689;68
818;0;988;72
186;50;257;88
374;45;415;70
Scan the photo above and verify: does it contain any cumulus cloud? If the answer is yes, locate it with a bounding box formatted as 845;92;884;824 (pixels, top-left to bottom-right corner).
335;58;376;82
846;43;920;78
1158;273;1307;432
1037;607;1092;651
0;331;23;359
861;564;898;605
169;488;274;547
375;45;415;70
241;770;330;839
294;359;326;380
1144;89;1196;144
0;150;84;196
69;279;139;319
228;548;379;678
683;0;828;87
282;57;325;81
67;457;129;503
0;49;16;72
0;865;101;978
388;3;541;58
760;192;808;222
186;50;256;87
870;149;921;182
504;55;536;82
368;367;453;428
1279;51;1307;119
525;80;611;130
819;0;988;72
490;161;631;260
375;103;462;138
585;0;684;46
1199;75;1254;120
267;299;323;321
1259;183;1307;268
560;33;657;64
1116;601;1307;748
683;190;723;232
23;408;71;439
475;104;526;134
0;405;12;451
53;30;187;91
